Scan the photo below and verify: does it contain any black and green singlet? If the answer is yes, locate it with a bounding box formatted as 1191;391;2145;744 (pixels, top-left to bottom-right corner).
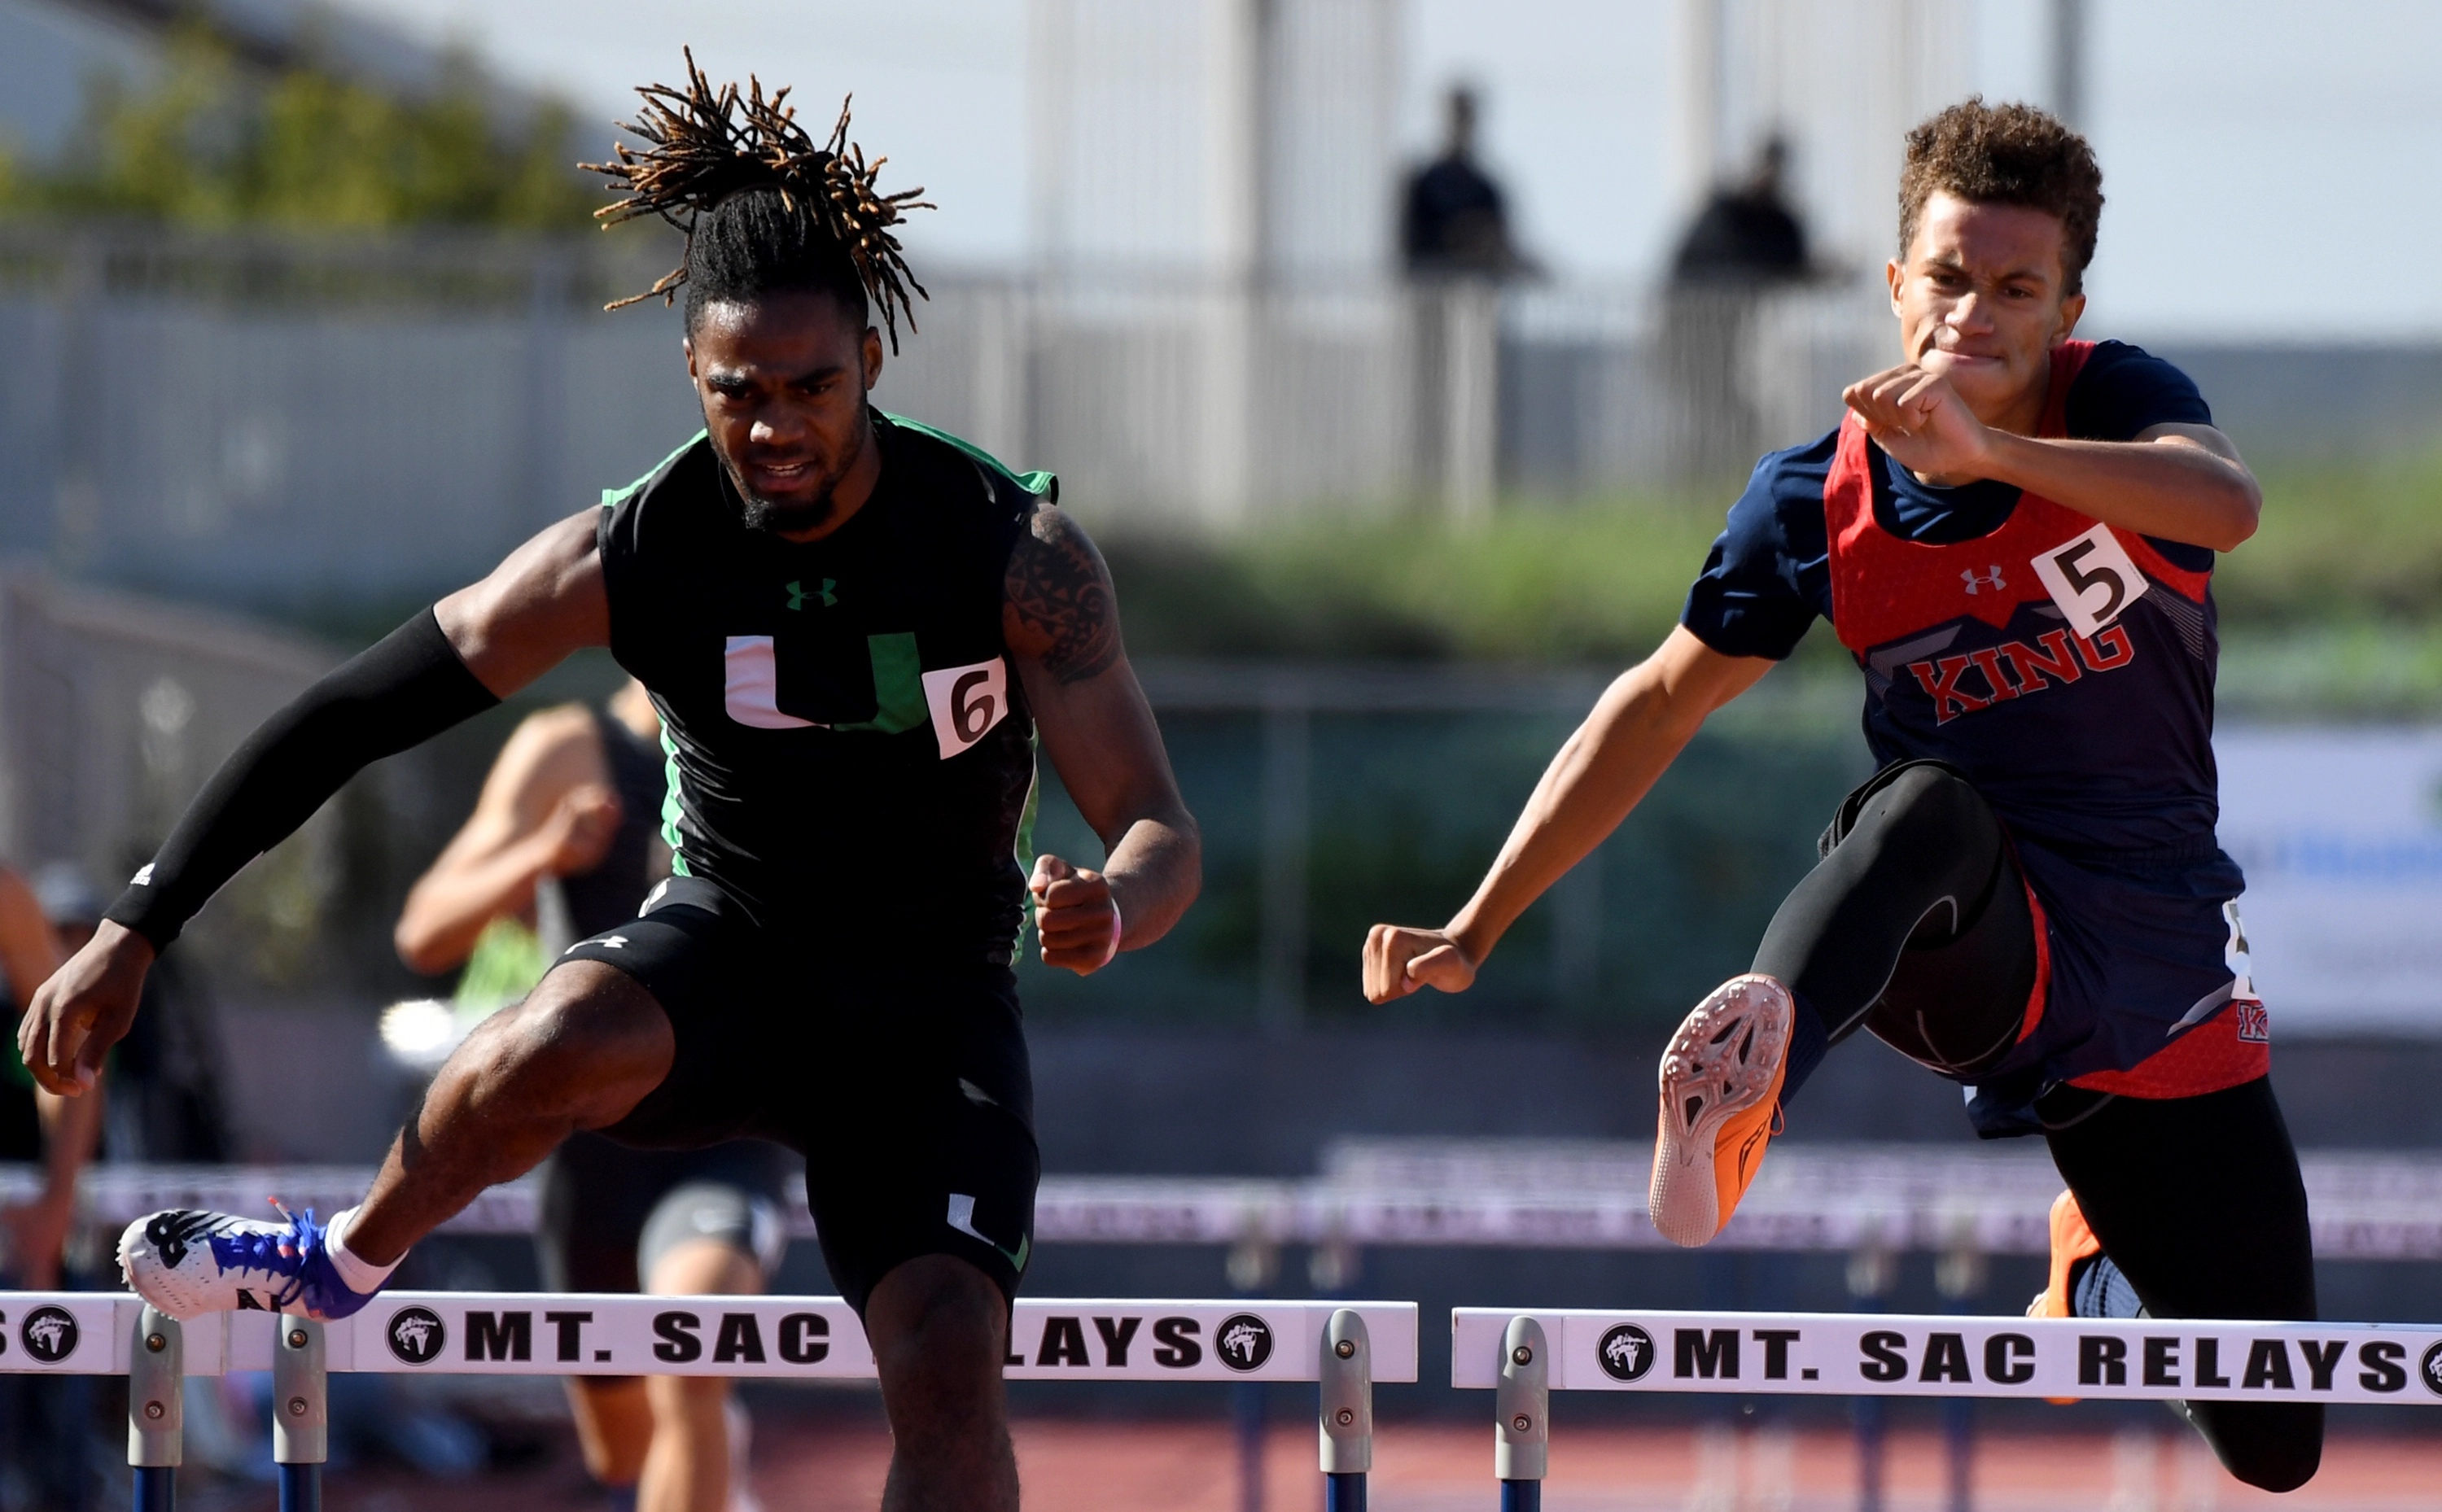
596;413;1048;963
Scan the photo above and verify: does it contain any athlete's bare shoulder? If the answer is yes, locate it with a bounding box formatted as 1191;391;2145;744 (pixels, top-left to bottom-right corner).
1002;502;1121;684
436;509;609;697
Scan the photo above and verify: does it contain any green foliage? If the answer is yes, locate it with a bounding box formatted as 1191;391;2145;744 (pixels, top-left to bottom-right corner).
7;22;597;230
1103;448;2442;711
1103;495;1746;667
2217;444;2442;629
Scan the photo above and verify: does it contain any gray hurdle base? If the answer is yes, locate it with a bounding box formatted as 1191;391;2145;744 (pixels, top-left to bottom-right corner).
0;1292;1416;1512
1456;1309;2442;1505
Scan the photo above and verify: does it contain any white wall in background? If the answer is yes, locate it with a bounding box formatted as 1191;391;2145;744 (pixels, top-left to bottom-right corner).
2216;726;2442;1038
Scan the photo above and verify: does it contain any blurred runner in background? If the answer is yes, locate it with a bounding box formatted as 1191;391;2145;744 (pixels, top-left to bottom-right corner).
0;865;84;1283
396;677;792;1512
0;863;95;1511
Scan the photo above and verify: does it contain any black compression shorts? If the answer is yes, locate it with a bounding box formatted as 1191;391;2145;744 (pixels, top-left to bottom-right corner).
556;876;1039;1315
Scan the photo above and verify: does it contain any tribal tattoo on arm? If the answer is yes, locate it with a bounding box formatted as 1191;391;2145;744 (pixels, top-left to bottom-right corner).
1003;504;1123;684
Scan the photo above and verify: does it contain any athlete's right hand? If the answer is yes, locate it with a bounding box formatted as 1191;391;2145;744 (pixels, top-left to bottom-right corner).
1363;924;1478;1003
17;920;154;1096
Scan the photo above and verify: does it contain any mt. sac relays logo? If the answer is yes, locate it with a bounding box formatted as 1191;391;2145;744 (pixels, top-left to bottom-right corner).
387;1306;447;1366
1599;1323;1657;1383
19;1306;79;1364
1214;1314;1274;1372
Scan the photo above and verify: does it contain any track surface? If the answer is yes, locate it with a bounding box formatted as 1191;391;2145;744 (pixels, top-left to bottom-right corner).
252;1417;2442;1511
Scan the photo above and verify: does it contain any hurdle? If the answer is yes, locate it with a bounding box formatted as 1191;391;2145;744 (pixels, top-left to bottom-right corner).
0;1291;1415;1512
1454;1307;2442;1505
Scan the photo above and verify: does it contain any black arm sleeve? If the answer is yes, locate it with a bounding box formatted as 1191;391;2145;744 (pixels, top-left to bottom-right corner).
104;609;500;950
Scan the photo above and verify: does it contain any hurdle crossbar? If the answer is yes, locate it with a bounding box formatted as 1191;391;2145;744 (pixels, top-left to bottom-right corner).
2;1292;1412;1512
0;1292;1416;1381
1453;1308;2442;1406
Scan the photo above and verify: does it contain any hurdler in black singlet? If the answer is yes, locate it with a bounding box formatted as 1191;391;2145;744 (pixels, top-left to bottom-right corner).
596;412;1047;963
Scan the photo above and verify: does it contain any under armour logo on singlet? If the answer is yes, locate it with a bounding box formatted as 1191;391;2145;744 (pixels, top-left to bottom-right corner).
1961;566;2006;596
786;579;837;611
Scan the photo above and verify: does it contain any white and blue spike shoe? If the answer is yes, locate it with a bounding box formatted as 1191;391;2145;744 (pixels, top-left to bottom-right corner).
116;1203;379;1321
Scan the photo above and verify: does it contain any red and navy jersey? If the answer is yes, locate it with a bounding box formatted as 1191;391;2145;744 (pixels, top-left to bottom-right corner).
1683;339;2265;1124
1824;341;2216;856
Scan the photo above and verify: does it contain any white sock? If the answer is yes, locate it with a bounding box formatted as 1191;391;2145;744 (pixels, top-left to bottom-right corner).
322;1206;403;1295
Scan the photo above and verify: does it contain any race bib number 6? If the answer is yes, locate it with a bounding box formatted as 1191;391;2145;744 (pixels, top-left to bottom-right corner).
2031;523;2147;639
922;658;1009;759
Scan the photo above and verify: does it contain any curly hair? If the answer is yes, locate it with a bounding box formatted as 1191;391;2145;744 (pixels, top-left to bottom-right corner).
1898;98;2103;294
582;49;931;347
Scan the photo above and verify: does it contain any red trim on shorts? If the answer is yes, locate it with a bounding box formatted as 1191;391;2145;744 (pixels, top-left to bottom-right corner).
2069;999;2271;1098
2015;874;2051;1045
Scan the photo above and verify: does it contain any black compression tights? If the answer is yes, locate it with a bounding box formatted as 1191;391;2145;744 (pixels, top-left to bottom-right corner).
1749;762;2322;1492
1753;761;2037;1081
2051;1078;2322;1492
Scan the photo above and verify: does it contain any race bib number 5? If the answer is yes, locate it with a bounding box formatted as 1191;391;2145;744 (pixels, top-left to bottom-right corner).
922;658;1009;759
2031;523;2147;639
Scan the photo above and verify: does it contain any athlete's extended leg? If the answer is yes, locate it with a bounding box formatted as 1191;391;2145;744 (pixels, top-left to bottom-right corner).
344;961;675;1265
2046;1078;2322;1493
1652;762;2037;1245
120;960;676;1318
867;1254;1020;1512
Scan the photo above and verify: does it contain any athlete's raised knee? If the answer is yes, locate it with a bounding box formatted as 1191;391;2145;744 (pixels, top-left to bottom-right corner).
1865;763;1987;835
442;962;672;1124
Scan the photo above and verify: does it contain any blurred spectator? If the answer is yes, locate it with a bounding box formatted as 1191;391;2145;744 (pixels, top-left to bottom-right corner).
35;862;230;1164
1401;85;1530;279
0;865;89;1284
1400;85;1530;516
1670;135;1810;286
1660;136;1817;478
0;863;97;1512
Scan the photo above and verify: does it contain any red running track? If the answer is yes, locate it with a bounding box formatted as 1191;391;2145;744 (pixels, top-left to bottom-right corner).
250;1416;2442;1511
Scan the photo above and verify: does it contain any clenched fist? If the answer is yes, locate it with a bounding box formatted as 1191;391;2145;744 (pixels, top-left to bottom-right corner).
1031;854;1123;976
539;784;624;878
1362;924;1478;1003
1841;361;1998;482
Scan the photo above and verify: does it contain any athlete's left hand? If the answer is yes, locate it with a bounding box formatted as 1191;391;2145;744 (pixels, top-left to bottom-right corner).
1843;362;1995;481
1031;854;1123;976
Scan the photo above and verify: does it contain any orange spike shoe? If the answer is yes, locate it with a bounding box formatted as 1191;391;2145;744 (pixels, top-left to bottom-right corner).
1648;974;1792;1248
2028;1188;2103;1319
2028;1188;2104;1404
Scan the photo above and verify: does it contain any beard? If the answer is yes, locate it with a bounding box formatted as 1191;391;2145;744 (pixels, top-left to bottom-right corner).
734;478;838;534
716;446;856;535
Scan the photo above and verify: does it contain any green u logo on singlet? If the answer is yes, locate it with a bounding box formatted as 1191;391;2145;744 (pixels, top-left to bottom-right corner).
786;579;838;610
834;633;927;733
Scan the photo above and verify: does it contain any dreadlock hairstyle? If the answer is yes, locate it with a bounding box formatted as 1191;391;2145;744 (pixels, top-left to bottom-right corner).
584;50;932;349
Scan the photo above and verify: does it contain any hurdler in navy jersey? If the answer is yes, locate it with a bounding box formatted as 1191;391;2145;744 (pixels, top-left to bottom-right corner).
1363;102;2317;1495
1683;339;2263;1127
599;413;1044;962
